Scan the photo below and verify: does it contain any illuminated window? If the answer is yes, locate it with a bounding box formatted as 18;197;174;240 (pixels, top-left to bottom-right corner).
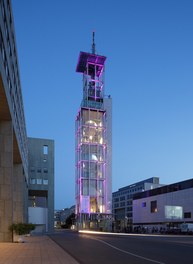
37;179;42;184
43;145;48;155
43;179;48;185
165;206;182;219
30;178;36;184
151;200;157;213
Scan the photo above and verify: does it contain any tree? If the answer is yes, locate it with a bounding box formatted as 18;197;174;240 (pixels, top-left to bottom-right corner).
65;213;75;228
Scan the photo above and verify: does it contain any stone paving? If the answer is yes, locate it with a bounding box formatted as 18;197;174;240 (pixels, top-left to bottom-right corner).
0;235;79;264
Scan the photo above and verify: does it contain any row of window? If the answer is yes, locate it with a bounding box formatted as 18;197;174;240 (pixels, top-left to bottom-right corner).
30;178;48;185
30;167;48;173
113;200;133;208
113;186;144;197
113;195;135;203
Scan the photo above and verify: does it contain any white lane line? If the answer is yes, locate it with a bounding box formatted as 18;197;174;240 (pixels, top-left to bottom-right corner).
94;238;166;264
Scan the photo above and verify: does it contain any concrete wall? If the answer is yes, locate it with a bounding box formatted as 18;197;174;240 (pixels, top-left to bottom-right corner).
0;121;28;242
0;121;13;242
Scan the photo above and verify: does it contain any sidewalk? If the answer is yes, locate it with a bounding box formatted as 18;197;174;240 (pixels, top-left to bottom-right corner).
0;235;79;264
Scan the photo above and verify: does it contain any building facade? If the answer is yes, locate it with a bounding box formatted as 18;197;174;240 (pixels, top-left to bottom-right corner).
133;178;193;230
75;34;112;231
0;0;28;242
112;177;163;231
28;137;54;233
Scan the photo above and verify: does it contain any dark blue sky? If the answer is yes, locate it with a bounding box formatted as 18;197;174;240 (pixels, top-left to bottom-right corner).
12;0;193;209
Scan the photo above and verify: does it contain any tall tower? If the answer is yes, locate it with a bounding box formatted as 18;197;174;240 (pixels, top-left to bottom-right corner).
75;33;112;231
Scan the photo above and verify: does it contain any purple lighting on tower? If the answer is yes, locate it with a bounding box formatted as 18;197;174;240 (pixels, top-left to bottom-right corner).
75;33;112;231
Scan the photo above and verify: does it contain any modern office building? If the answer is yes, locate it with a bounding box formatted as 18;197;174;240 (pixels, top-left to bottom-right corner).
133;178;193;229
28;137;54;233
112;177;163;231
0;0;28;242
75;33;112;231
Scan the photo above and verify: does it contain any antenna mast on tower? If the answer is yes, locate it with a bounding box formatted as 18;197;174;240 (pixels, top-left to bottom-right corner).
92;31;96;54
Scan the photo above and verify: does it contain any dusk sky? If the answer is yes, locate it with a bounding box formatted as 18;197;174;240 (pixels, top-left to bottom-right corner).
12;0;193;209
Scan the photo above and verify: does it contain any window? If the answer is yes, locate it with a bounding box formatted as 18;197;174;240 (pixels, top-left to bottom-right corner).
127;213;132;218
82;179;89;196
120;202;125;207
43;145;48;155
30;178;36;184
184;212;191;218
43;168;48;173
37;179;42;184
30;167;35;172
37;168;41;173
43;158;47;162
165;206;182;219
43;179;48;185
151;200;157;213
142;202;146;208
127;207;132;212
90;180;97;196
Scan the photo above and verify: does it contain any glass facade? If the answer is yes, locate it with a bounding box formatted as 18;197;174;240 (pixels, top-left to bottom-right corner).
75;49;112;230
76;108;106;214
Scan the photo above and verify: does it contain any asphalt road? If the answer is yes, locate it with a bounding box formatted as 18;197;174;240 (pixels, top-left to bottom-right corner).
49;230;193;264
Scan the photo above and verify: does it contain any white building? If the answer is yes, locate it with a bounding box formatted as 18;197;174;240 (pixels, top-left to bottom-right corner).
133;178;193;230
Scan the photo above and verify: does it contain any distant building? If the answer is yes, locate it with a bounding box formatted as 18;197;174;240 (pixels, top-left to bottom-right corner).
75;33;112;231
28;138;54;233
54;210;62;228
60;205;75;225
54;206;75;228
112;177;163;231
0;0;28;242
133;178;193;229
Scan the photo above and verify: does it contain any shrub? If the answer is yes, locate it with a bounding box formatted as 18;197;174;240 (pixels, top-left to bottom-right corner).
9;223;35;235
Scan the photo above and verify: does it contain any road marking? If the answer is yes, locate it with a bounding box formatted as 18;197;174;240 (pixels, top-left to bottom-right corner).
93;238;166;264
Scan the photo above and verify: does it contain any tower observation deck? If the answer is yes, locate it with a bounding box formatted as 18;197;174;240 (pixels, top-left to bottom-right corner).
75;33;112;231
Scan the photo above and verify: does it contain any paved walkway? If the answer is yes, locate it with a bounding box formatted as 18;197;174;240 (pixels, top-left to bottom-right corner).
0;235;79;264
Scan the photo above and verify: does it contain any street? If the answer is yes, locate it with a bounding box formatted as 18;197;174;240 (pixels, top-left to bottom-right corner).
49;230;193;264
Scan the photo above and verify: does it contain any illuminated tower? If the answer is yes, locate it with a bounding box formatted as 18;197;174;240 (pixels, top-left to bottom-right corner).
75;33;112;231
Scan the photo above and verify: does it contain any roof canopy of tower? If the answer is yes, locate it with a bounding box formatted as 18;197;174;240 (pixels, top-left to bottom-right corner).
76;51;106;77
